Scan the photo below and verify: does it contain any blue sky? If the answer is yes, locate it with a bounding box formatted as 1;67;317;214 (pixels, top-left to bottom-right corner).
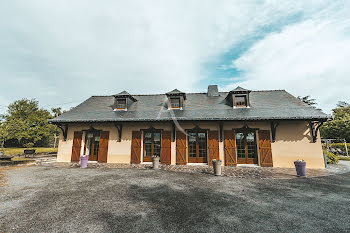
0;0;349;114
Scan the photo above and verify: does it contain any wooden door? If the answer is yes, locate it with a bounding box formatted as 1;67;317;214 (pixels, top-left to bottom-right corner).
98;131;109;163
208;131;219;165
131;131;141;164
259;130;273;167
176;131;187;165
161;131;171;164
71;131;82;162
224;130;237;166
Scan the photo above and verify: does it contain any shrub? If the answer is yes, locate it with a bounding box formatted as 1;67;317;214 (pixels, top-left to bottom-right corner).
323;150;339;164
329;143;350;154
24;142;34;148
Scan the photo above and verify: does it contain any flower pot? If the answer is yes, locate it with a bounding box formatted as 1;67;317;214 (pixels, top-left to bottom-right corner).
80;155;88;168
212;159;222;176
294;161;306;177
152;156;160;170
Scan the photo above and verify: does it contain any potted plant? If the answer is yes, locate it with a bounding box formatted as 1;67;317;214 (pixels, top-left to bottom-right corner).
152;155;160;170
294;159;306;177
212;159;222;176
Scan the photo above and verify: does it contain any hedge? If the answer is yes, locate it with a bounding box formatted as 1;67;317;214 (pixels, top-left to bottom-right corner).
323;150;339;164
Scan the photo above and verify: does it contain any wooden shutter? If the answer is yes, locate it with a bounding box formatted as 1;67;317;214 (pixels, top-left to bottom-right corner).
259;130;273;167
176;131;187;165
224;130;237;166
71;131;82;162
131;131;141;164
98;131;109;163
161;131;171;164
208;131;220;165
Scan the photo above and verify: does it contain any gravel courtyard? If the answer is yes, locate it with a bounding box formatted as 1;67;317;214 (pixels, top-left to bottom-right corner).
1;165;350;232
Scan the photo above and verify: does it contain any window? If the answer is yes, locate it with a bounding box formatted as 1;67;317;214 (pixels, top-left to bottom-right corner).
235;131;257;164
170;97;180;108
85;131;100;161
188;131;207;163
143;131;161;162
116;98;127;109
235;95;247;107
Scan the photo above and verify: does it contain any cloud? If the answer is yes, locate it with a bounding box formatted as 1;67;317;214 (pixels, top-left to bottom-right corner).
224;1;350;113
0;0;346;113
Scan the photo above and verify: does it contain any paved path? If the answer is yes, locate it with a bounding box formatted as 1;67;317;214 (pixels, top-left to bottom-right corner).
0;165;350;232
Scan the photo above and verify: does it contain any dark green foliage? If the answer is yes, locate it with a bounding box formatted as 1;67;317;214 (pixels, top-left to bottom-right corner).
1;99;59;147
297;95;317;106
323;150;339;164
321;104;350;142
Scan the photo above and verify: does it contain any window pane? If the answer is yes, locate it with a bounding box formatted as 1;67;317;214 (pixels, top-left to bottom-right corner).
246;132;257;158
197;133;207;158
153;133;161;156
236;133;245;158
144;132;152;156
235;96;247;106
171;98;180;108
117;99;126;109
188;132;196;157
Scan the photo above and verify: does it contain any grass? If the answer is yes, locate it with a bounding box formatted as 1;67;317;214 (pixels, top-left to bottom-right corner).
339;156;350;161
1;148;58;156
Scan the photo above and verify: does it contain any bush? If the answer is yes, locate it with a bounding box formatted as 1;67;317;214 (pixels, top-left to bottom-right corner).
323;150;339;164
24;142;34;148
329;143;350;154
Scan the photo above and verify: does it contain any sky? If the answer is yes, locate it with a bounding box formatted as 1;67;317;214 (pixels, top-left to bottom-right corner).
0;0;349;114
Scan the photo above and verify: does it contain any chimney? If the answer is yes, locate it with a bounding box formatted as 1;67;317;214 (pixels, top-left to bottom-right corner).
207;85;220;97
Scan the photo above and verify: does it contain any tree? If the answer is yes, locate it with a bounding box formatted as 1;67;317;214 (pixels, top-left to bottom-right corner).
321;104;350;142
0;121;9;148
3;99;59;147
336;101;349;108
297;95;317;106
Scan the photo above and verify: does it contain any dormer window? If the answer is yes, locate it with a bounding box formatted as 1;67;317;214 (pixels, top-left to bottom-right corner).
225;86;251;108
234;95;247;107
170;97;180;108
113;91;137;111
116;98;127;109
166;89;186;110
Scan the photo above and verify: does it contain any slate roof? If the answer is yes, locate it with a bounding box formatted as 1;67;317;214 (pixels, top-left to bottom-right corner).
49;89;330;123
231;86;250;92
166;89;185;95
114;91;131;96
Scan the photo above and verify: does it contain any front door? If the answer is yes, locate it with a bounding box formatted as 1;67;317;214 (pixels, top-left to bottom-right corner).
85;131;100;161
143;131;161;162
188;131;207;163
236;131;258;164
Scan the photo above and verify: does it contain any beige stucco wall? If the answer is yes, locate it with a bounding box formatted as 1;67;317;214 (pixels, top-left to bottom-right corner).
271;121;324;169
56;120;325;168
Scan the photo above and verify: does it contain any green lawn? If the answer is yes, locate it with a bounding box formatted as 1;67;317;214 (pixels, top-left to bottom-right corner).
1;148;58;156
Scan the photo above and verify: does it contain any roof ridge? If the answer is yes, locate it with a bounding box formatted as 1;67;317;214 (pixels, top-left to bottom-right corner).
90;90;286;97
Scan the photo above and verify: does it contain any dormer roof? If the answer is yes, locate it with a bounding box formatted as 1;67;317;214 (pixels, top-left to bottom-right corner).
166;89;186;100
113;91;137;102
230;86;251;94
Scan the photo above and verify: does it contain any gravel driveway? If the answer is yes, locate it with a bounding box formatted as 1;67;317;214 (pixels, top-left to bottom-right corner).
0;166;350;232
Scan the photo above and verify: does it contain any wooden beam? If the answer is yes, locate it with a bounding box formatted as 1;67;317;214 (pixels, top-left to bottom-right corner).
310;121;324;143
114;123;123;142
172;122;176;142
57;124;68;141
219;122;223;142
270;121;279;143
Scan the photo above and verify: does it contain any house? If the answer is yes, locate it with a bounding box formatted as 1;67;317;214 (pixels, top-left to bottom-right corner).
49;85;330;168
